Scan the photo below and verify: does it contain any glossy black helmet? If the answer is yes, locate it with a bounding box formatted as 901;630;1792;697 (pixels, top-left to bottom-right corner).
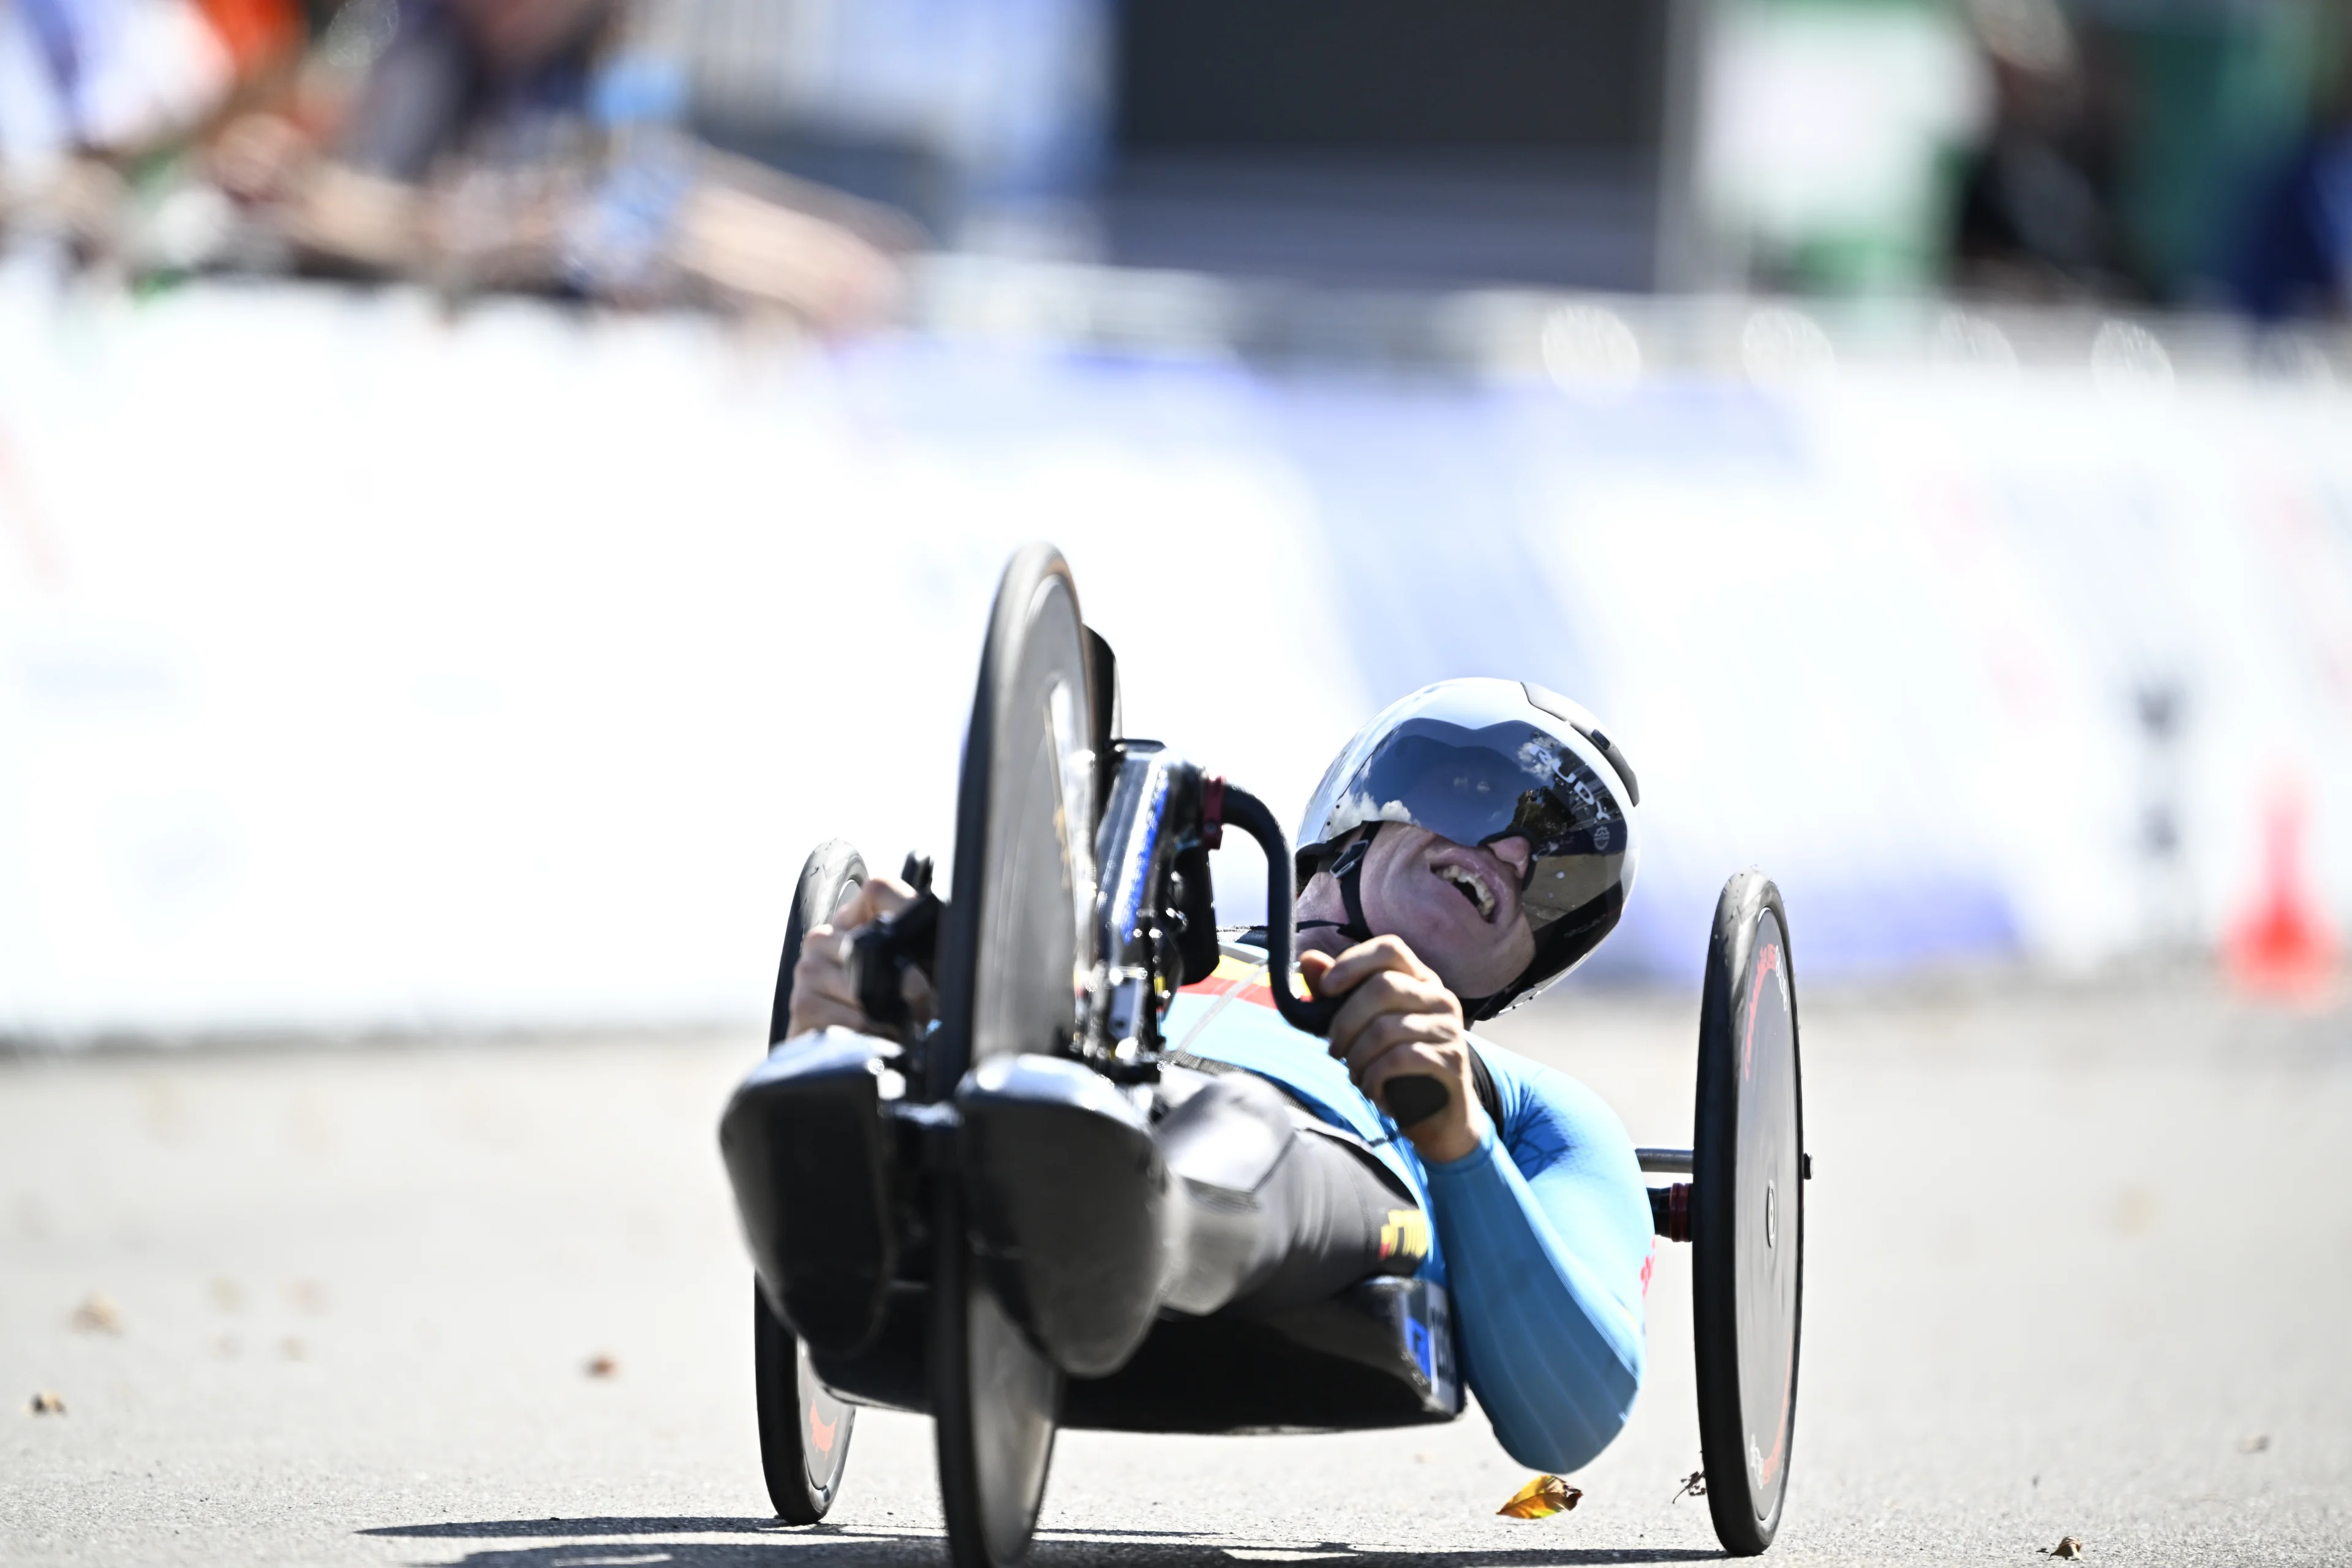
1295;678;1642;1018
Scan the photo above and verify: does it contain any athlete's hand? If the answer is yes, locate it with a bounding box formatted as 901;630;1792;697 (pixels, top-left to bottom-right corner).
786;876;937;1041
1300;937;1483;1164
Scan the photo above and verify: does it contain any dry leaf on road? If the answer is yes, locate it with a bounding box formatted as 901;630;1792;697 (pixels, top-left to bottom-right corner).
2040;1536;2086;1559
584;1353;617;1378
1670;1471;1707;1503
1496;1474;1581;1519
28;1390;66;1415
70;1292;121;1334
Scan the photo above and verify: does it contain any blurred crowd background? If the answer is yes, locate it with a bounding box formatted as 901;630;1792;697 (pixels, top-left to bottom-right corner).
1;0;2346;1037
10;0;2352;314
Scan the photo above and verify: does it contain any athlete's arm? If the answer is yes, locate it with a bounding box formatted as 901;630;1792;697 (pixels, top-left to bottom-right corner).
1303;941;1652;1470
1419;1046;1653;1473
1301;940;1481;1163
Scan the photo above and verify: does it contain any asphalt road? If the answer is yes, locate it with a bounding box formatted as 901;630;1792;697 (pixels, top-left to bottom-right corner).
5;981;2348;1567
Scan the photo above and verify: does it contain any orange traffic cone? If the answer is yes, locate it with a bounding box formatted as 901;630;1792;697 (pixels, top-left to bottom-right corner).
2225;784;2337;1000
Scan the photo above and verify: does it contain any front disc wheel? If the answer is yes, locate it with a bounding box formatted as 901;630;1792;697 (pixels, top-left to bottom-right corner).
927;544;1092;1566
932;1188;1060;1567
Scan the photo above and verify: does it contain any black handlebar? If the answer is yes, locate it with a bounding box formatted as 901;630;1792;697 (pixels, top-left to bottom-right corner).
849;855;940;1034
1212;783;1451;1129
1210;783;1337;1036
1380;1075;1453;1126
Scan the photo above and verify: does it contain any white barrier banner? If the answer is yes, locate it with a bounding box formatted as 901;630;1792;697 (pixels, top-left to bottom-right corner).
2;274;2346;1034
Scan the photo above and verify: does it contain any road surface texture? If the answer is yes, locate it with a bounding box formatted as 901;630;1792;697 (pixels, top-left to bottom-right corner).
5;980;2348;1566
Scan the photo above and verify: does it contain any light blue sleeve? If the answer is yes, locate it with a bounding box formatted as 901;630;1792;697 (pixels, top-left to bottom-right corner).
1419;1044;1654;1472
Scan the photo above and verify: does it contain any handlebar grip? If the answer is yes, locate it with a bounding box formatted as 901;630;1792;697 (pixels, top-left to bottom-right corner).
1381;1073;1451;1128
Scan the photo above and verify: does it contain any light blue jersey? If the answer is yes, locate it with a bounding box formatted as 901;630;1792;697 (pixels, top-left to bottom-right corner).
1161;964;1654;1472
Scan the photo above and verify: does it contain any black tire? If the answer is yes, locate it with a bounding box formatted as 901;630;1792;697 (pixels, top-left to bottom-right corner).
755;1284;857;1523
1693;872;1805;1556
755;840;868;1522
768;839;869;1047
927;543;1098;1098
932;1185;1062;1568
929;545;1095;1567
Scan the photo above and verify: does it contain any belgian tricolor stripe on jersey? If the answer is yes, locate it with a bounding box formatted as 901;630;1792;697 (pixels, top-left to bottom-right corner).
1175;952;1312;1012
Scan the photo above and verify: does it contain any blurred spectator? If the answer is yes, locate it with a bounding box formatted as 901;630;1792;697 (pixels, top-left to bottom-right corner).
2226;37;2352;322
1948;0;2144;301
0;0;298;260
219;0;620;284
217;0;913;325
333;0;611;183
0;0;274;161
3;0;911;329
1699;0;1989;297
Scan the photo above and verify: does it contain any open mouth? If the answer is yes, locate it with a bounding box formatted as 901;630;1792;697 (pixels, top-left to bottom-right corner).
1434;862;1496;922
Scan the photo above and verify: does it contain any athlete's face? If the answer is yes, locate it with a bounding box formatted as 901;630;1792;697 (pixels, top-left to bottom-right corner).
1311;824;1537;1000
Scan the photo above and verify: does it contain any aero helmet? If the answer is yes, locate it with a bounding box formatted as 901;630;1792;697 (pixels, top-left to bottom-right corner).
1295;677;1641;1019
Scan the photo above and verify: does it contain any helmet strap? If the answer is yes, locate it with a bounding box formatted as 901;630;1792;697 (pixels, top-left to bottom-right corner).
1326;823;1382;943
1305;823;1518;1022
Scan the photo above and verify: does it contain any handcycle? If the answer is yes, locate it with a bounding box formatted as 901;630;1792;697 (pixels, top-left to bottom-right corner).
720;543;1809;1564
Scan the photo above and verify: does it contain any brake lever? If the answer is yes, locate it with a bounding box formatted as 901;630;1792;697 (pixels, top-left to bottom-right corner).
1207;783;1452;1129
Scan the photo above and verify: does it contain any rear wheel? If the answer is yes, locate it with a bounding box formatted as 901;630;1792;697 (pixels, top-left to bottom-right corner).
929;544;1097;1566
755;1286;857;1522
768;839;869;1047
1692;872;1805;1555
754;840;869;1521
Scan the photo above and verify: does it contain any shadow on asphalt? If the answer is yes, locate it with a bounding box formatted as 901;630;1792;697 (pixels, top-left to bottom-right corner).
360;1518;1722;1566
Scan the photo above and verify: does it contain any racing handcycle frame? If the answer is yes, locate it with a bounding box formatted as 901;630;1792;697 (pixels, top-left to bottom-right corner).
726;544;1809;1564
